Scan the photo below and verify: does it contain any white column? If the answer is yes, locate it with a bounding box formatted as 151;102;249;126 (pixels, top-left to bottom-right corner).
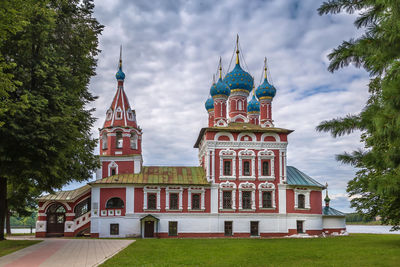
91;187;100;217
188;188;192;210
206;151;210;181
126;186;134;215
279;150;283;183
283;150;287;182
278;184;287;214
134;159;141;174
211;149;215;182
211;185;219;213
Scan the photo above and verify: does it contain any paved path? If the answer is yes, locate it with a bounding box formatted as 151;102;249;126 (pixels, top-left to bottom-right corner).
0;238;134;267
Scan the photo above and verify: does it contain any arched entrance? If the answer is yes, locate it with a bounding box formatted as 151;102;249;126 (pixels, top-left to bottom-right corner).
46;203;66;236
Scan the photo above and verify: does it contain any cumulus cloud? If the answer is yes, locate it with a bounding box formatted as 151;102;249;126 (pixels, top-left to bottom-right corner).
66;0;369;212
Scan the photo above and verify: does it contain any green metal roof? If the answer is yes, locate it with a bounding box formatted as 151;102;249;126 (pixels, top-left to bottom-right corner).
38;185;91;202
286;166;325;188
91;166;209;186
323;206;346;216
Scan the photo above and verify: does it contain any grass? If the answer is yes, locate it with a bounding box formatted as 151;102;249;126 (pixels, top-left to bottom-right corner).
0;240;41;257
101;234;400;267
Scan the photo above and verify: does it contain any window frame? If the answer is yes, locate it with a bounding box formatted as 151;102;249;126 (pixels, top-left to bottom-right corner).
243;161;251;176
222;191;232;209
241;191;252;209
224;221;233;236
106;197;124;209
298;194;305;209
168;221;178;236
147;193;157;210
262;191;272;208
191;194;201;210
169;193;179;210
262;161;269;176
115;131;123;148
223;160;231;176
110;223;119;235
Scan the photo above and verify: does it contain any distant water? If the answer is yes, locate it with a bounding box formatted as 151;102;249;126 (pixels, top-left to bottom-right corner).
347;225;400;234
4;228;36;234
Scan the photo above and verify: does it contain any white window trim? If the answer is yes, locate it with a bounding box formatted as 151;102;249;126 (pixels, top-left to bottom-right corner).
106;108;113;121
108;161;118;176
257;150;275;180
258;182;276;209
188;187;205;211
130;132;138;149
238;149;255;180
294;188;311;210
219;149;236;180
238;182;256;210
219;181;236;210
102;132;108;149
143;186;160;210
115;106;123;120
166;186;183;210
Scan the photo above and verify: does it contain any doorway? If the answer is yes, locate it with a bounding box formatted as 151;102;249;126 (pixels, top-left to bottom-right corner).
250;221;259;236
46;203;66;235
144;221;154;237
296;220;304;233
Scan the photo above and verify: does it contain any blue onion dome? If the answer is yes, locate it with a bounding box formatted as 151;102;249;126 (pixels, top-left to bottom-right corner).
205;96;214;111
116;66;125;81
210;77;230;98
223;50;253;93
256;76;276;99
256;59;276;99
247;95;260;113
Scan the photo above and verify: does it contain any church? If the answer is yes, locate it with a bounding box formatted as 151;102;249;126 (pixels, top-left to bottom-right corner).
35;40;346;238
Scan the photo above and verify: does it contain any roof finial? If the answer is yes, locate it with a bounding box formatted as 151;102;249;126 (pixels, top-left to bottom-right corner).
212;74;216;84
236;34;240;65
219;56;223;79
264;57;267;79
325;182;330;207
119;45;122;69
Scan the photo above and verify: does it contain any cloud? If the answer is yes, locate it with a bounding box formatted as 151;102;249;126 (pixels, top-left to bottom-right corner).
64;0;369;212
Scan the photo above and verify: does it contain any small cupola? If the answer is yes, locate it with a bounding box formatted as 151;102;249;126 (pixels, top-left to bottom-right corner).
256;57;276;100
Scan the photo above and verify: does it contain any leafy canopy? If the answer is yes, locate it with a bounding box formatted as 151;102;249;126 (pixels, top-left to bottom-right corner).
317;0;400;229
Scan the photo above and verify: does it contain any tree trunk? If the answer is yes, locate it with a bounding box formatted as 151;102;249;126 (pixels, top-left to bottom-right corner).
0;177;6;240
5;198;11;236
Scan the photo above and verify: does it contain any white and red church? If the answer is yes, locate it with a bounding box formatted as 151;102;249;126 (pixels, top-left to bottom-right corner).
36;42;346;238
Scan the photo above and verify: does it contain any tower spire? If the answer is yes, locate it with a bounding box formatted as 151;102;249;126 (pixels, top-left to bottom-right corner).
119;45;122;69
236;34;240;65
212;74;216;84
219;56;223;79
264;57;267;79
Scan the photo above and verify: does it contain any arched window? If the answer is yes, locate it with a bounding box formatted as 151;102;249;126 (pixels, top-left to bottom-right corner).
130;132;137;149
116;131;123;148
106;109;113;121
74;198;91;218
298;194;305;209
102;132;108;149
238;100;243;111
106;197;124;209
47;203;66;214
115;107;123;120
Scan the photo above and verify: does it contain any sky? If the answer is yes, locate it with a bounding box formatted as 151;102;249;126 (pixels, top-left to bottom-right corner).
65;0;370;213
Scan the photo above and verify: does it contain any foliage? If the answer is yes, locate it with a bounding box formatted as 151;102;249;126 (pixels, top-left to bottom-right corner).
346;212;373;223
101;235;400;267
10;212;38;227
0;0;103;240
0;240;41;257
316;0;400;230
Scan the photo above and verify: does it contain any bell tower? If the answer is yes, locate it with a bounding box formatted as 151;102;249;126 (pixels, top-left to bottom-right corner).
97;47;143;179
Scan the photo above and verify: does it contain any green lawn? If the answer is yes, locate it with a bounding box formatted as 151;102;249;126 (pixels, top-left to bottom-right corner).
0;240;41;257
101;234;400;267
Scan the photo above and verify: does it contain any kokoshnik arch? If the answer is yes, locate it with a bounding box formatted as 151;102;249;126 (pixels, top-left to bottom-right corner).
36;38;346;238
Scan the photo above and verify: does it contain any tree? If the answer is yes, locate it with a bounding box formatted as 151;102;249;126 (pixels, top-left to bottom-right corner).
0;0;103;240
316;0;400;229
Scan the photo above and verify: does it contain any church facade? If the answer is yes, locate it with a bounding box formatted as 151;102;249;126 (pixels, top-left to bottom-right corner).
36;42;346;238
